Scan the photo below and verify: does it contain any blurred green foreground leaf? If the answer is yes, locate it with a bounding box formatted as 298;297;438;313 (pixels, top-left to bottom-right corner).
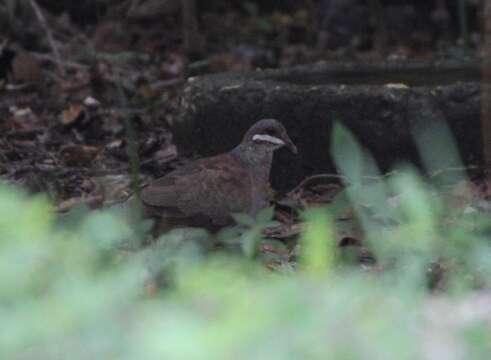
1;121;491;359
0;182;490;360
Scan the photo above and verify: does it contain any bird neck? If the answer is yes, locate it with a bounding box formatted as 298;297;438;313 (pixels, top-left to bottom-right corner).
232;143;274;182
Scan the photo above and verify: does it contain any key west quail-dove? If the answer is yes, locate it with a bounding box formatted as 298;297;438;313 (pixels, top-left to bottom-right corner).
137;118;297;235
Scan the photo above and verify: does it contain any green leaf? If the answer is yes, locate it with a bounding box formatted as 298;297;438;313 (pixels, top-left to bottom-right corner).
265;220;281;228
256;18;273;32
240;226;263;259
232;213;255;227
242;2;258;16
256;206;274;224
331;122;391;233
412;119;466;186
216;226;242;244
299;208;336;275
331;122;364;185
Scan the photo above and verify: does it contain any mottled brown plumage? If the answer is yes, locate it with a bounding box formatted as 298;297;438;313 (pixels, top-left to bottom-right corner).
139;119;297;234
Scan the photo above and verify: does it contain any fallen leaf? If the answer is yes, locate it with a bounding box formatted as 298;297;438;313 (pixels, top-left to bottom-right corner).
11;52;43;84
61;144;99;165
61;104;85;125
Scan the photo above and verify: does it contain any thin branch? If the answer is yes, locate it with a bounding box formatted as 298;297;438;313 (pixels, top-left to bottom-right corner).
116;79;141;197
29;0;65;76
481;0;491;169
182;0;205;55
30;51;88;71
287;174;347;195
56;195;105;213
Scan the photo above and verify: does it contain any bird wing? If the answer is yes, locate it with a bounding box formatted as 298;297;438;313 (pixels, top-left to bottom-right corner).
140;154;253;225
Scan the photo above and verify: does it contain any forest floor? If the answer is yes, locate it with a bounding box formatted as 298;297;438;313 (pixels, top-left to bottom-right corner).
0;2;487;268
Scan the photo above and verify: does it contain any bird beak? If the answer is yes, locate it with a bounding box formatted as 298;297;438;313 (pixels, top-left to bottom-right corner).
283;135;298;154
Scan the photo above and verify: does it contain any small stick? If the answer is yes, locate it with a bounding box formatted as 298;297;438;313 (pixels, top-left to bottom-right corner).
30;52;88;71
56;195;105;213
0;38;7;53
287;174;348;196
29;0;65;76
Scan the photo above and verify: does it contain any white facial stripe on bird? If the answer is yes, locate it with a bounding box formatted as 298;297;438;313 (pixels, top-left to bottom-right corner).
252;134;285;146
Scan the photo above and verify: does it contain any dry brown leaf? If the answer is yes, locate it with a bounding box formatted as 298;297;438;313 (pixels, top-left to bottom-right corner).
61;104;85;125
61;145;99;165
11;52;43;84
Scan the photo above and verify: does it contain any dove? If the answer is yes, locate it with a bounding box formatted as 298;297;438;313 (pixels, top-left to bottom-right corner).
137;118;297;235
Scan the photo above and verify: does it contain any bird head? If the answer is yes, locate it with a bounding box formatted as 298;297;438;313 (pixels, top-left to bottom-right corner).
242;119;297;154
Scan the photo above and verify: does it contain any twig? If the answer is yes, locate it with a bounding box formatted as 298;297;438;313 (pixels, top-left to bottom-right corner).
116;79;141;197
482;0;491;169
88;154;180;177
30;51;88;71
286;171;403;199
0;38;7;53
287;174;348;196
29;0;65;76
182;0;205;55
288;167;480;199
428;165;479;178
56;195;105;213
6;128;45;140
148;78;184;91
